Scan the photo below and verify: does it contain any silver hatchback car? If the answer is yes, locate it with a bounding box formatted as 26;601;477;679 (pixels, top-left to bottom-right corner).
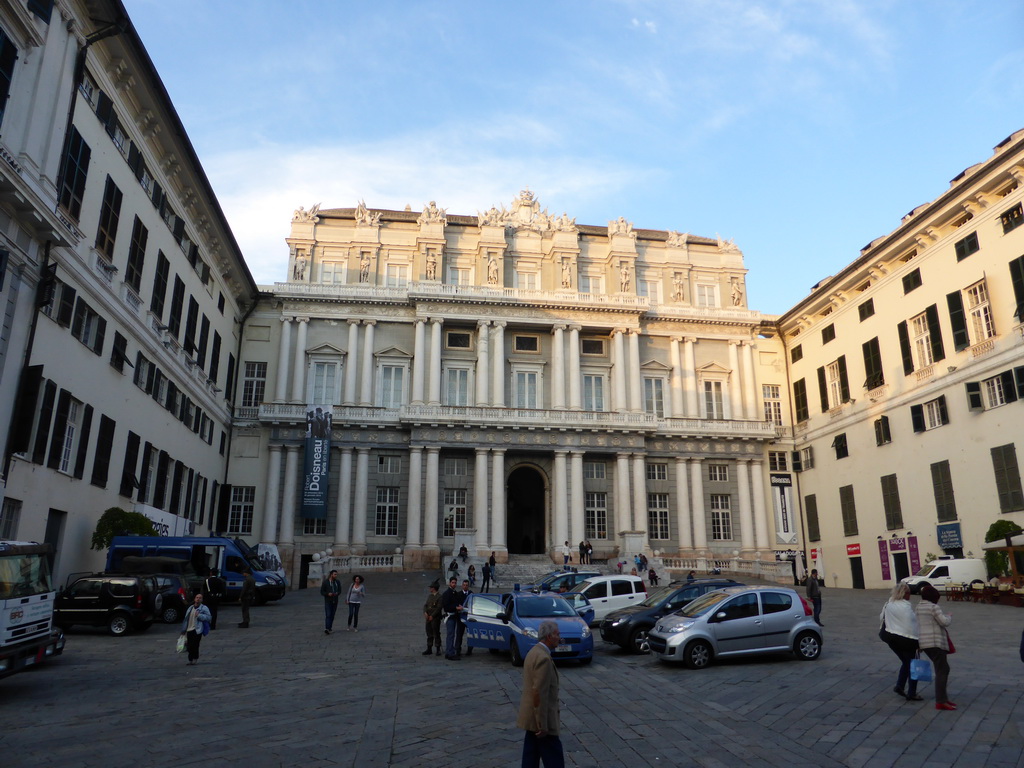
647;586;822;669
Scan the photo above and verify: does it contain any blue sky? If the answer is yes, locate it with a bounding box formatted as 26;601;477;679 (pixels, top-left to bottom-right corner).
127;1;1024;314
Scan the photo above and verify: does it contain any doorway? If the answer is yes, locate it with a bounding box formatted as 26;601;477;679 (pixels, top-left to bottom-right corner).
849;557;865;589
892;552;910;582
506;466;546;554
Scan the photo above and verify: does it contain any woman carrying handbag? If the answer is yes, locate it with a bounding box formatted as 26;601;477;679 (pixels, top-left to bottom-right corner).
915;584;955;710
180;593;212;666
879;583;922;701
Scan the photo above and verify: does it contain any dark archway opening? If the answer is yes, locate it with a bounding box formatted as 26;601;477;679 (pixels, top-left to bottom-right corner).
506;466;545;554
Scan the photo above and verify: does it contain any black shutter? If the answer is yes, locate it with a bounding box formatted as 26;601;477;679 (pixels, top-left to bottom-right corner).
92;315;106;355
169;461;184;514
965;382;983;411
95;91;114;133
862;337;883;389
926;304;945;363
817;366;829;412
145;363;156;395
1015;367;1024;399
946;291;969;351
937;395;949;425
216;484;232;532
791;451;802;472
897;321;913;375
153;451;169;508
72;404;93;479
910;404;925;433
56;284;76;327
120;431;141;497
838;356;850;403
1010;256;1024;321
90;415;115;488
1001;371;1018;404
46;389;71;469
32;380;57;465
127;143;143;179
137;442;153;501
10;365;43;455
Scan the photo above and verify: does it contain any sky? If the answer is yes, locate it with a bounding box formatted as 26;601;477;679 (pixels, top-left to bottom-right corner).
126;1;1024;315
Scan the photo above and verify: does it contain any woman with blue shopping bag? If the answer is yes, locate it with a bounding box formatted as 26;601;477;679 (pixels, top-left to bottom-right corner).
180;593;212;666
915;584;955;710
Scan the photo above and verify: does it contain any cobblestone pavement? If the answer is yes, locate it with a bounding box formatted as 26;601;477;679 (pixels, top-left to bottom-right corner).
3;573;1024;768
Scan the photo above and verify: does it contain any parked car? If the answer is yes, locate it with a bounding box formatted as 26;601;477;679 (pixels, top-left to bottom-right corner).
151;573;192;623
54;574;160;636
539;590;595;625
521;569;602;593
601;578;741;653
647;586;822;669
464;591;593;666
567;575;646;623
902;557;987;593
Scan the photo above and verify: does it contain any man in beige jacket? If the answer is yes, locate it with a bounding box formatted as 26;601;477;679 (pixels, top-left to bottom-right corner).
516;620;564;767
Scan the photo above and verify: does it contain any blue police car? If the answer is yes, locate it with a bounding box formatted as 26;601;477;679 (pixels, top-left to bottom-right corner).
464;592;594;666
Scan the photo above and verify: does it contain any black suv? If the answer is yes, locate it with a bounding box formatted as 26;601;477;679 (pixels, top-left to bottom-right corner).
54;574;160;636
151;573;192;623
600;578;741;653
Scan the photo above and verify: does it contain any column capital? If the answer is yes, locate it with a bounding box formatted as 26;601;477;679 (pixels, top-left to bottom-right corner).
295;316;310;324
553;449;570;457
491;448;507;456
426;446;441;455
363;319;377;327
492;321;507;329
613;327;627;336
684;336;697;344
430;317;444;326
477;320;491;330
728;339;741;347
280;316;294;325
672;335;685;344
347;318;361;326
567;324;582;332
627;328;641;336
284;444;300;454
552;323;567;333
569;449;586;457
475;446;489;455
356;446;371;455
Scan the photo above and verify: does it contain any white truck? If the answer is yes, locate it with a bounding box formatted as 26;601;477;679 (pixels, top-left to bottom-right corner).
902;556;987;593
0;541;65;679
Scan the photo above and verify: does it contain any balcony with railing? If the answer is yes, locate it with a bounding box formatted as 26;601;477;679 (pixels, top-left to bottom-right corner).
657;416;779;439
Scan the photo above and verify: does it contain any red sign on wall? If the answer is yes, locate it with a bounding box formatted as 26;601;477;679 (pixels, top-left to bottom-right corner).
846;543;861;556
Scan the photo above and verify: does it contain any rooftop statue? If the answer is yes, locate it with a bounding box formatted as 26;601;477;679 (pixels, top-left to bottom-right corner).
608;216;635;238
477;206;506;227
418;200;447;226
717;234;741;253
355;200;381;226
293;203;321;223
667;230;689;247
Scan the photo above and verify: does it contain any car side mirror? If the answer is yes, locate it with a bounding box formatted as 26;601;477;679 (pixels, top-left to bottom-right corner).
713;611;727;622
497;612;509;623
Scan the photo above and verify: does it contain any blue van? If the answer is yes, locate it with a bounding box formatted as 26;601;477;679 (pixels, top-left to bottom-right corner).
106;536;286;603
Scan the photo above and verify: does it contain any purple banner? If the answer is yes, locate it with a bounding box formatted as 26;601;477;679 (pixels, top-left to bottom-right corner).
878;539;891;581
908;536;921;575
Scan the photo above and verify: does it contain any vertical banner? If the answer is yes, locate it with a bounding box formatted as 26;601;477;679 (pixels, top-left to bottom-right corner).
878;539;891;581
908;535;921;575
302;406;332;519
770;474;797;544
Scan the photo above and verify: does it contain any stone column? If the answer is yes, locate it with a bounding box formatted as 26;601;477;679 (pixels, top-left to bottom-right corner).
674;456;692;551
261;445;282;542
274;318;292;403
683;337;698;417
343;320;360;405
615;452;631;535
628;330;643;413
491;322;506;407
553;450;569;554
690;458;707;550
736;459;754;553
551;324;566;409
752;458;770;552
428;319;443;406
406;447;423;547
334;447;353;550
491;449;507;552
741;341;757;420
570;451;585;549
612;329;627;412
474;448;489;552
669;337;684;418
290;317;308;403
279;445;299;544
727;340;741;420
411;320;426;405
476;321;490;406
359;320;376;406
631;454;649;550
567;325;582;409
423;448;440;549
352;448;370;552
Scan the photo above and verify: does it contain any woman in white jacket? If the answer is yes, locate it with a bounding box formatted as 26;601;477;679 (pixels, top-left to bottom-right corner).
880;583;922;701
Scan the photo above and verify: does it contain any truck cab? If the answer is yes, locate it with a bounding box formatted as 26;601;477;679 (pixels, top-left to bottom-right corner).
0;541;65;679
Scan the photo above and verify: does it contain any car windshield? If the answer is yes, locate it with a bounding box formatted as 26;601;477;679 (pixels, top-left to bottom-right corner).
676;590;732;618
638;585;676;607
517;596;577;618
914;564;937;577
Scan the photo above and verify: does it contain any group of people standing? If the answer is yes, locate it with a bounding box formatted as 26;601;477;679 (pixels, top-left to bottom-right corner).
320;571;366;634
421;576;475;659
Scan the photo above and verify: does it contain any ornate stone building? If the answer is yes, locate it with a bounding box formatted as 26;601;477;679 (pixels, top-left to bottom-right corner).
229;192;792;582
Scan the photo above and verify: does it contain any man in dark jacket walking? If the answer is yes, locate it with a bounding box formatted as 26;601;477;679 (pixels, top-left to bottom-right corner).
202;568;226;629
238;568;256;628
441;576;461;660
321;569;342;634
806;569;822;626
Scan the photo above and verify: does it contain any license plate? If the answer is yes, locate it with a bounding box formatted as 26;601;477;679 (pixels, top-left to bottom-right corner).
555;644;572;653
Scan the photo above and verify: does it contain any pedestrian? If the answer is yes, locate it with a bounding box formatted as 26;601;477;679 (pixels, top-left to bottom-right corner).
346;574;365;631
578;541;586;565
634;554;642;573
448;558;460;577
441;576;461;660
481;561;491;592
585;540;592;565
686;570;696;583
422;580;442;656
180;592;212;666
806;569;822;626
561;541;571;568
456;579;473;656
516;619;564;768
321;569;342;634
202;568;226;629
916;584;955;710
489;551;498;585
648;568;659;586
639;553;648;572
467;564;476;587
459;544;469;563
879;582;922;701
238;568;255;628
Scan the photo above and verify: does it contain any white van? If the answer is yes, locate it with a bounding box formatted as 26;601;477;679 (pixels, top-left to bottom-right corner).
902;557;986;593
568;575;646;623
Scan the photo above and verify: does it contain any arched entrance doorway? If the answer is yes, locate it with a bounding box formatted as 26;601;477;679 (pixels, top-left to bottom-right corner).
506;466;546;554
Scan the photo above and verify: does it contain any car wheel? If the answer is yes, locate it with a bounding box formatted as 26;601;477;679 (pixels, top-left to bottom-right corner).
161;605;182;624
683;640;712;669
510;638;524;667
108;614;130;636
794;631;821;660
628;627;650;654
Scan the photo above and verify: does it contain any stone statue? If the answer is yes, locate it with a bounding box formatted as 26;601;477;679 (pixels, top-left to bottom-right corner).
418;200;446;226
487;257;499;285
359;253;371;283
717;234;740;253
731;277;745;306
292;203;321;223
619;261;631;292
355;200;381;226
555;212;577;232
478;206;505;227
608;216;634;237
667;230;689;247
561;260;572;288
293;254;306;281
672;272;684;302
425;250;437;280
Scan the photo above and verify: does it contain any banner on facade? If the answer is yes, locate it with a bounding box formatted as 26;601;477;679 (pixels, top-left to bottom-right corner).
770;474;797;544
301;406;332;519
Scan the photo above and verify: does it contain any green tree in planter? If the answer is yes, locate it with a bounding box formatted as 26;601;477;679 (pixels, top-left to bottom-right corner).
984;519;1023;578
91;507;155;550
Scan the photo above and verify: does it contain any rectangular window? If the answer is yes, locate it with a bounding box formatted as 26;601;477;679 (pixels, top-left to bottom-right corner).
578;274;603;294
638;279;662;304
379;365;405;408
583;374;606;411
862;337;884;390
983;374;1010;409
320;262;344;284
311;361;339;405
695;283;718;308
646;462;668;481
581;338;605;355
768;452;788;471
58;399;81;474
858;299;875;321
584;492;608;539
385;264;408;288
447;266;470;286
710;495;732;540
992;444;1024;513
762;384;782;426
832;433;848;459
793;378;808;423
443;489;467;536
1000;202;1023;234
95;176;122;260
647;493;669;539
119;431;140;498
303;518;327;535
703;380;724;419
444;458;467;476
839;484;858;536
644;377;665;417
821;324;835;344
210;332;221;384
228;486;255;534
954;232;979;261
515;271;538;290
110;331;129;373
911;311;934;368
514;335;539;353
514;370;539;408
912;396;949;432
197;316;210;370
241;362;267;408
902;268;922;294
375;487;400;536
58;128;91;219
583;462;606;480
378;455;401;474
965;281;995;343
826;359;846;409
931;460;958;523
874;415;892;446
881;474;903;530
125;216;148;293
708;464;729;482
805;494;820;542
71;299;106;355
0;497;21;539
790;344;803;363
446;331;472;350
